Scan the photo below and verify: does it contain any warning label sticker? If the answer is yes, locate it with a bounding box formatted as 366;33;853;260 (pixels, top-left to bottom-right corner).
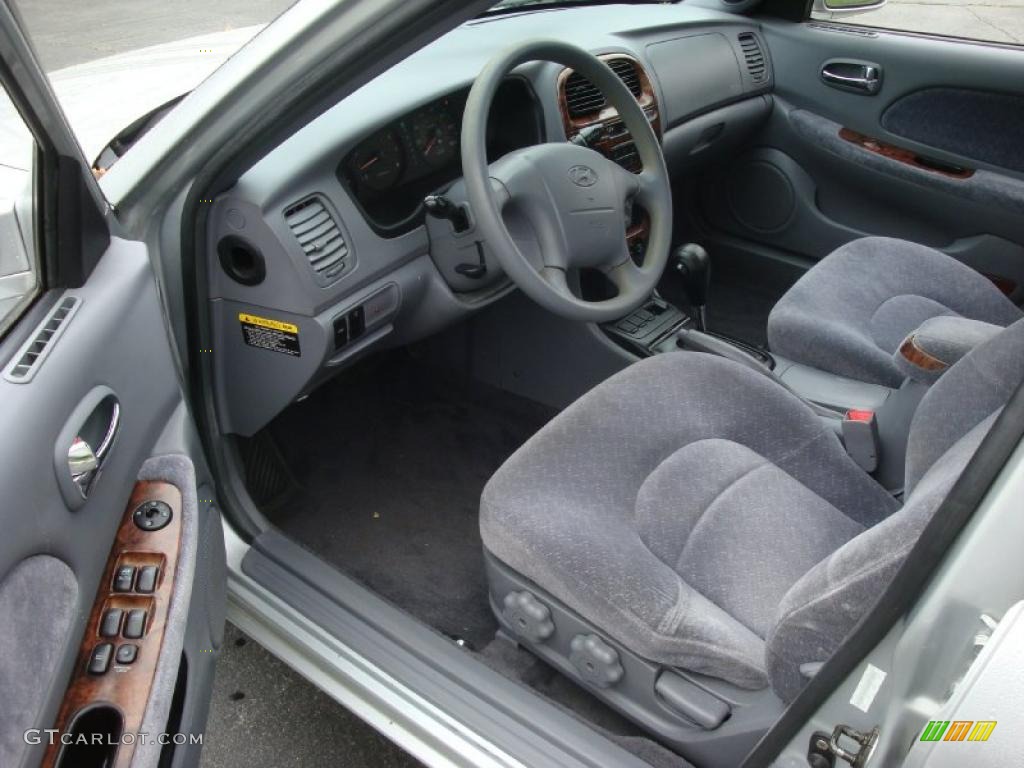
239;312;301;357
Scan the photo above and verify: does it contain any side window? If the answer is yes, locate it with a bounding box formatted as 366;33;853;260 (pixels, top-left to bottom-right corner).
0;86;37;337
811;0;1023;46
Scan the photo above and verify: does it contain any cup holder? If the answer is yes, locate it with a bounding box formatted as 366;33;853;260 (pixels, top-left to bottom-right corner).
56;704;123;768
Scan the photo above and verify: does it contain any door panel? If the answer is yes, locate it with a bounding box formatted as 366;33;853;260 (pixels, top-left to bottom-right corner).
700;18;1024;300
0;240;223;768
0;5;223;766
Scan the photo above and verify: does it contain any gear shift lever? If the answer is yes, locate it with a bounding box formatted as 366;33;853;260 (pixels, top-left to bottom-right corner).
673;243;711;331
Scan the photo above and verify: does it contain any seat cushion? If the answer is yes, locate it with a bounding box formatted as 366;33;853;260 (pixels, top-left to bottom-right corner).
637;439;865;638
480;352;898;689
767;237;1022;386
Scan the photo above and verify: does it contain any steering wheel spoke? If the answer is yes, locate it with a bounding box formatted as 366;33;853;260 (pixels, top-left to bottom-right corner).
603;256;646;298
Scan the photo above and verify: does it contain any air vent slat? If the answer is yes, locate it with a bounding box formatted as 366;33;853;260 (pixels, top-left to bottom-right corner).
3;296;80;384
564;58;644;119
284;195;349;281
738;33;768;84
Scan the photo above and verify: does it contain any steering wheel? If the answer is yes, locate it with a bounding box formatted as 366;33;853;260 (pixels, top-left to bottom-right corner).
461;40;672;323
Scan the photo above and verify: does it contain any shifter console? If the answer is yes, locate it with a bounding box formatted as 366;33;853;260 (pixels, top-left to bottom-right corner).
603;296;686;352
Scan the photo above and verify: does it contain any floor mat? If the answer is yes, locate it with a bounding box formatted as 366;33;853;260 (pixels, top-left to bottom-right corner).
262;353;556;650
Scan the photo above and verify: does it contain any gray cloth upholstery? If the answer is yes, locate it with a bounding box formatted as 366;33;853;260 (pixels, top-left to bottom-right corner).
481;320;1024;701
766;412;996;700
905;317;1024;494
481;352;899;689
881;88;1024;174
0;555;78;768
893;316;1003;383
767;236;1022;386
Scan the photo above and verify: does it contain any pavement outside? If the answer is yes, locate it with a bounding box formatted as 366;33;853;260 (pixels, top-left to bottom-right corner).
820;0;1024;43
201;624;422;768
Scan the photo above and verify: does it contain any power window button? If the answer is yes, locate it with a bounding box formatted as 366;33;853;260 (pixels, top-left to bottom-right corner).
100;608;123;637
136;566;158;594
123;609;147;639
113;565;136;592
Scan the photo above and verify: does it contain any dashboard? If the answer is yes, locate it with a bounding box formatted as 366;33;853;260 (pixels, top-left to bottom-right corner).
340;79;543;235
206;3;775;437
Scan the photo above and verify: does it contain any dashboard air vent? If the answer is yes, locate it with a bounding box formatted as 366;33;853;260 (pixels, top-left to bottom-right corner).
564;58;643;119
4;296;80;384
284;196;348;281
738;33;767;84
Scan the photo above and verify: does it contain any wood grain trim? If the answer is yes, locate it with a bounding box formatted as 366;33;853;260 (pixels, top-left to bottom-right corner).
839;127;974;180
556;54;662;158
627;214;649;249
43;481;183;768
899;335;950;372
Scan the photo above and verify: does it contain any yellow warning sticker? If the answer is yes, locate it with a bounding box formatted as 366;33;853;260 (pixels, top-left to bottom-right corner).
238;313;299;334
239;312;301;357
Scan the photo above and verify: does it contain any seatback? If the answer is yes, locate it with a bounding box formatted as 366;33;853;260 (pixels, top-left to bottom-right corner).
766;318;1024;701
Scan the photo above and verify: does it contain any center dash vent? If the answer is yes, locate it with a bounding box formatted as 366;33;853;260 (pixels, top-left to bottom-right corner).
738;33;768;84
284;196;349;281
564;58;644;119
4;296;80;383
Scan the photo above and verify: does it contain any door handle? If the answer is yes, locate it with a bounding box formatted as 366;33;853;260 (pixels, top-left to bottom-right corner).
821;60;882;95
56;388;121;508
67;400;120;497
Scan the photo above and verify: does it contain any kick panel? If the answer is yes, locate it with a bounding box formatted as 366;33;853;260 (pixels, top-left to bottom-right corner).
43;481;183;768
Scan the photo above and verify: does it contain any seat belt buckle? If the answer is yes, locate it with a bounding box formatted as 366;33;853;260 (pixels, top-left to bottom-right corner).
842;409;879;472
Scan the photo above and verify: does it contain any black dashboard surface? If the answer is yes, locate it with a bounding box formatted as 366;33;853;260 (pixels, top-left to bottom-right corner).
339;77;543;236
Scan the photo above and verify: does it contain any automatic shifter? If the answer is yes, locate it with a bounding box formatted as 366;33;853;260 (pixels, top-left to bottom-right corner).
672;243;711;331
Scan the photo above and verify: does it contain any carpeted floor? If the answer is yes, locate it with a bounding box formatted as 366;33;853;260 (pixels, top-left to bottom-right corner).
262;352;556;651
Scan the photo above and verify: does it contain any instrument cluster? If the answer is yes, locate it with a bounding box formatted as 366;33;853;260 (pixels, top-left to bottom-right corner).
339;78;542;236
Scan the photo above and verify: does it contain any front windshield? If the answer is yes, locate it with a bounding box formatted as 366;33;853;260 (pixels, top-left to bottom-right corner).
8;0;297;172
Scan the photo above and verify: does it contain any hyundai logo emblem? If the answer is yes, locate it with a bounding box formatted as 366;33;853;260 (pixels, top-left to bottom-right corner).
568;165;598;187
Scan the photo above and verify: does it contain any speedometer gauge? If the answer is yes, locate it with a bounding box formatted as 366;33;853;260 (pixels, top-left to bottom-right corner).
349;129;404;192
411;101;459;170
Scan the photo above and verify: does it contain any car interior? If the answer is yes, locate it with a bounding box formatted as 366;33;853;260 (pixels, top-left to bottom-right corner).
196;1;1024;765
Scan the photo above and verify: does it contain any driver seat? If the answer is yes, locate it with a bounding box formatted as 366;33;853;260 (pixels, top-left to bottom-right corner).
480;318;1024;754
